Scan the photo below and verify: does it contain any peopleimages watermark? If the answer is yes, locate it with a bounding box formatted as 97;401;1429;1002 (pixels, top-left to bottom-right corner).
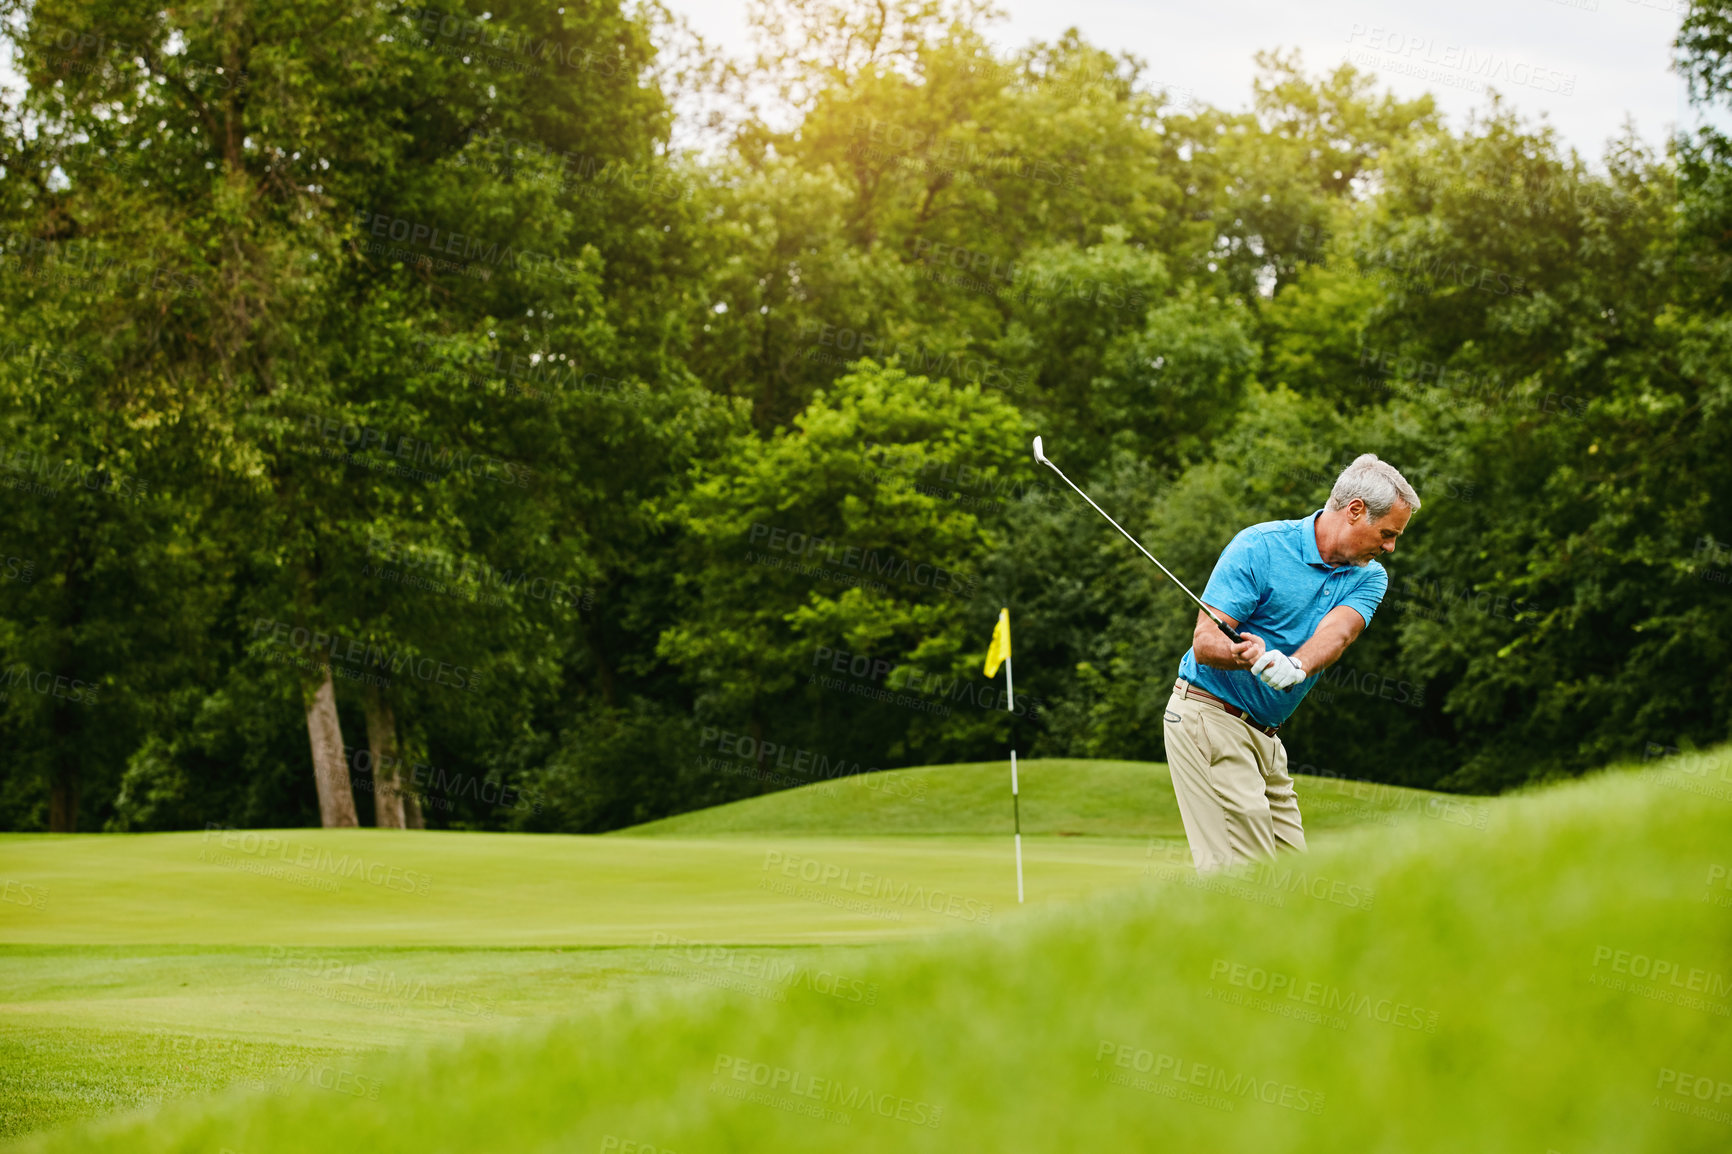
859;440;1054;511
0;341;84;381
250;616;483;694
283;1064;383;1101
1696;535;1731;588
364;535;592;614
1396;168;1649;223
760;849;993;924
352;207;585;285
1345;23;1576;95
905;236;1148;313
697;727;927;801
201;825;434;895
296;413;533;487
811;645;1047;719
0;663;102;706
1093;1040;1326;1115
407;6;628;77
1624;0;1688;16
1;879;48;911
0;232;204;298
1206;958;1440;1034
800;319;1032;395
457;131;693;202
710;1053;943;1128
1307;661;1424;710
1389;576;1547;626
748;523;977;599
1706;863;1732;910
1588;944;1731;1016
599;1138;680;1154
847;113;1080;190
1644;742;1732;803
343;743;543;817
649;932;880;1006
1145;840;1376;911
1291;219;1524;300
406;331;649;406
1653;1066;1732;1128
264;947;496;1019
695;749;840;797
1;445;150;504
1295;765;1491;832
1252;453;1475;505
1357;343;1586;421
1356;346;1586;421
952;45;1187;107
29;21;249;90
1370;243;1531;298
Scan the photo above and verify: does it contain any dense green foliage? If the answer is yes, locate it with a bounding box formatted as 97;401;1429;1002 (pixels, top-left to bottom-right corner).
1;0;1729;830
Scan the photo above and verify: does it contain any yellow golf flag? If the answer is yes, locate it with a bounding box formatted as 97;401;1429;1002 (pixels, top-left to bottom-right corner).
983;607;1011;678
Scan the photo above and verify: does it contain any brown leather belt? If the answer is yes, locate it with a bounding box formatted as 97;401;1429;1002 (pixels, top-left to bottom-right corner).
1173;678;1281;738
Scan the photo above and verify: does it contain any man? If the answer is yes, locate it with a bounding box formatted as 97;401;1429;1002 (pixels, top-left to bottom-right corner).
1162;453;1420;871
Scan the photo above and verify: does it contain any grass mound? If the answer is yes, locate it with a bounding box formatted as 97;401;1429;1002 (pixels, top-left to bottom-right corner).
16;752;1729;1153
618;758;1453;838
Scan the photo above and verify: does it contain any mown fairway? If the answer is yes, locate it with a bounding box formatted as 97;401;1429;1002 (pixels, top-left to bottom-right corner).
4;755;1730;1151
0;758;1200;1138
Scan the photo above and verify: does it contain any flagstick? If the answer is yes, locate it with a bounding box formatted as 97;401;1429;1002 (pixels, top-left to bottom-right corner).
1006;651;1023;904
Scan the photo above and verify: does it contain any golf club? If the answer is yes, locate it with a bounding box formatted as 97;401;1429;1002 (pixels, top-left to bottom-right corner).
1032;435;1245;645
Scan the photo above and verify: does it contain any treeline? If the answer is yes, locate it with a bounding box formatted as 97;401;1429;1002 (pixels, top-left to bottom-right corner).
0;0;1728;832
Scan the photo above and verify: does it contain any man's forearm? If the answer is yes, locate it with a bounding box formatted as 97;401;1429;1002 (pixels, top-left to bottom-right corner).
1192;608;1263;671
1194;627;1240;669
1292;620;1355;675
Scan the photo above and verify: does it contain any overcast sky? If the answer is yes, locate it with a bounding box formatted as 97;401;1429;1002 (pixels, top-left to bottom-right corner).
0;2;1697;164
671;0;1697;165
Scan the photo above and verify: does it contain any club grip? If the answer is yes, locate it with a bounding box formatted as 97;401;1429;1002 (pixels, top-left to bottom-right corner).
1215;619;1245;645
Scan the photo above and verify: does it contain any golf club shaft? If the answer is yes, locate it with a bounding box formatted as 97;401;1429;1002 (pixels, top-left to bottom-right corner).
1037;455;1245;645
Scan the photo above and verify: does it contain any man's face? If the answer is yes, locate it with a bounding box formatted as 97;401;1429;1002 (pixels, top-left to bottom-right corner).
1341;498;1413;565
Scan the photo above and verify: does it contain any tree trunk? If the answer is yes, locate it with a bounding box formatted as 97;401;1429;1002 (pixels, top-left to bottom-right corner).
583;615;617;708
304;669;358;827
364;684;408;829
48;688;78;830
49;765;77;832
394;711;426;829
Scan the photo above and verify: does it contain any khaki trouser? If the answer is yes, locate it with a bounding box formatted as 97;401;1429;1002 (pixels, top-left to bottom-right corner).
1161;682;1307;871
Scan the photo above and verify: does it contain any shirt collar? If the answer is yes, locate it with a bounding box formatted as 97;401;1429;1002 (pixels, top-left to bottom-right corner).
1300;509;1329;568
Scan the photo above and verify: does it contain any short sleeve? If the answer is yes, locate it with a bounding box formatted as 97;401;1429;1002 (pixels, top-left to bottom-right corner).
1198;528;1265;622
1340;563;1389;627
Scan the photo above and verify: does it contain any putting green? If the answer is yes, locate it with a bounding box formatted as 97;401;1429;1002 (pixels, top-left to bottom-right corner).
0;830;1148;946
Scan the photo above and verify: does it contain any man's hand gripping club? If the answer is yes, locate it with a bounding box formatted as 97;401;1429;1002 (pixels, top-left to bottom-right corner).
1251;649;1306;690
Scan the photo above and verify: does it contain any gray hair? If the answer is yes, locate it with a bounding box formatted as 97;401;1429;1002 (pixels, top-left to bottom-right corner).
1327;453;1421;519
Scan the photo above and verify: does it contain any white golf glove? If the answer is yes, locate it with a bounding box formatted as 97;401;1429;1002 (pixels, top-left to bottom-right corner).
1252;649;1306;691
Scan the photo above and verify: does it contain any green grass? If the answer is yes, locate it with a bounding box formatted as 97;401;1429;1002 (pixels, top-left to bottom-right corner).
616;758;1451;838
0;942;873;1140
9;756;1728;1150
1;759;1211;1137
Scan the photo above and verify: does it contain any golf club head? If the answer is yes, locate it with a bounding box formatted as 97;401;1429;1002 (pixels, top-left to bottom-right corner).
1032;435;1047;465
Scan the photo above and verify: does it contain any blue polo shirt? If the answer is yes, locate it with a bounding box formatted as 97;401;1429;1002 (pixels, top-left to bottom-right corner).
1175;509;1387;728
